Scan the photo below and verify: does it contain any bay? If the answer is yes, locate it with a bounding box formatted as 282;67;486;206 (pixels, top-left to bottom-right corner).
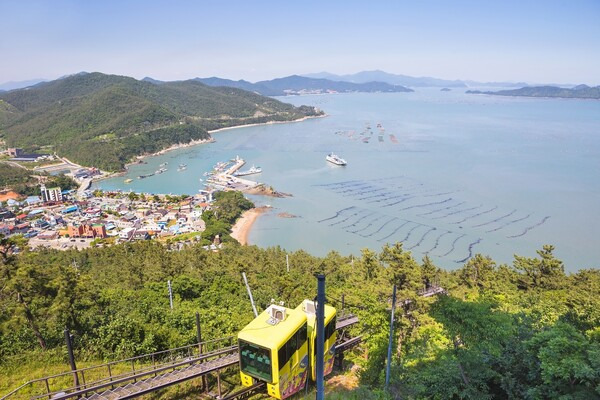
95;89;600;271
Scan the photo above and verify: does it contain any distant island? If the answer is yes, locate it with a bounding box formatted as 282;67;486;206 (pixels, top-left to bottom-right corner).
0;72;323;171
440;88;451;92
466;85;600;100
171;75;414;96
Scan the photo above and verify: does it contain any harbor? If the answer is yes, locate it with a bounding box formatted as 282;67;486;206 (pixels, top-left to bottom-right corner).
203;156;262;193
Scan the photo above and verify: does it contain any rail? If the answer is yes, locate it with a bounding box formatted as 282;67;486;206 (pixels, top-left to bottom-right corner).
1;336;235;400
2;314;361;400
219;382;266;400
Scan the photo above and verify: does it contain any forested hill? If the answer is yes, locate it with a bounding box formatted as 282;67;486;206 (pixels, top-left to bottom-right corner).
0;238;598;399
193;75;414;96
0;72;322;171
467;84;600;99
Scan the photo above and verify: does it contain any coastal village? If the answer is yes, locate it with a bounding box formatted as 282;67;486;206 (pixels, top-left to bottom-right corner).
0;147;271;251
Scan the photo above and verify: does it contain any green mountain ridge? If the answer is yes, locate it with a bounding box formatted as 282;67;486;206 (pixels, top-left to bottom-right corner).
0;72;322;171
193;75;414;95
467;85;600;99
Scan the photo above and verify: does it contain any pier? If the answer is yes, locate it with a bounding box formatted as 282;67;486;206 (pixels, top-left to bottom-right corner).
204;156;261;193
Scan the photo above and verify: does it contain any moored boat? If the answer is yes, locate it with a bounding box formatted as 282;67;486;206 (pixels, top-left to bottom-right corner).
235;165;262;176
326;152;347;166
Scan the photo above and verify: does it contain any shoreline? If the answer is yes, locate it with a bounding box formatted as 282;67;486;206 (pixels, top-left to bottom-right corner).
95;114;326;183
230;206;270;245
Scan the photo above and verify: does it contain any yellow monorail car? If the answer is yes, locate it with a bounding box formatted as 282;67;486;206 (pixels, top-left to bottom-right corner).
238;300;337;399
297;299;337;381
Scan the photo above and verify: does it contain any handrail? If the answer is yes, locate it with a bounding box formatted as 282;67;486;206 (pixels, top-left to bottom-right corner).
40;345;239;400
0;335;235;400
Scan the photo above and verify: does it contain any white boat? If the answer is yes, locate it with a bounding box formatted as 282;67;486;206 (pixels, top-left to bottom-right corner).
235;165;262;176
326;152;347;166
177;166;187;172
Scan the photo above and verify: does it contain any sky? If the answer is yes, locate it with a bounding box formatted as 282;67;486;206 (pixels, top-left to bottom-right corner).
1;0;599;85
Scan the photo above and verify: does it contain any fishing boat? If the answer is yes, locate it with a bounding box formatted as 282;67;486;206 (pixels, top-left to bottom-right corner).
326;152;347;166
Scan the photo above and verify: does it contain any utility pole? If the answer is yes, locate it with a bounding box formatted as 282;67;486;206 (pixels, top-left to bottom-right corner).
385;284;397;391
167;280;173;310
242;272;258;317
286;254;290;272
316;274;326;400
64;328;79;388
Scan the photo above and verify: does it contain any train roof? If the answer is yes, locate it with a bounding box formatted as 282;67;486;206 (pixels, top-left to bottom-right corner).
238;304;307;349
295;300;336;323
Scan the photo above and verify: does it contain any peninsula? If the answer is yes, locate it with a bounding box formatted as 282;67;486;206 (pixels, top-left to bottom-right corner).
467;84;600;99
0;72;323;171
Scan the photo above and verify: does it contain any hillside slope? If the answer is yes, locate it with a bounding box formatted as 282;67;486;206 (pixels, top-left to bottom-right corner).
0;73;322;170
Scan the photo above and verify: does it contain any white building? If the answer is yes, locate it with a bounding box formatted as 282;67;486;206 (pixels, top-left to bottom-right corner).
40;184;63;202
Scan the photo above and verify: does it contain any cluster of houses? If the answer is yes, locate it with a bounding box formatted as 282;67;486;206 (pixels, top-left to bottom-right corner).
0;184;215;249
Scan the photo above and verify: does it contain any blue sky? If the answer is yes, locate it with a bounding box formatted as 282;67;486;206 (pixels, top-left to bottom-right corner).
1;0;599;84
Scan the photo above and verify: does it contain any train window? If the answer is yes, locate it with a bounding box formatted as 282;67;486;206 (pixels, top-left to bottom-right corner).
239;340;272;382
278;345;288;368
297;323;307;350
286;333;297;362
325;317;337;340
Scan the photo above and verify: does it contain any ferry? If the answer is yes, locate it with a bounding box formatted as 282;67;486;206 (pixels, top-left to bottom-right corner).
235;165;262;176
124;178;133;183
326;152;347;166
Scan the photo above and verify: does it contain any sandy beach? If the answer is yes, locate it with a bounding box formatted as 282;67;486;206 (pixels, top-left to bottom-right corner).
230;206;270;245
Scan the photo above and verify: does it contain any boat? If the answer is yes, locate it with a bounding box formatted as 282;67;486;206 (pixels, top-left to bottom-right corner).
326;152;347;166
177;165;187;172
155;167;167;175
235;165;262;176
124;178;133;183
179;163;187;168
160;162;168;167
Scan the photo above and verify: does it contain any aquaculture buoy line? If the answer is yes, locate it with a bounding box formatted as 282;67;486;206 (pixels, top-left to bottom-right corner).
313;175;551;264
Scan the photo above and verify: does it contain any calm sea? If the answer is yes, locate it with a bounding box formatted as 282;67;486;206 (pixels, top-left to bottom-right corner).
95;89;600;271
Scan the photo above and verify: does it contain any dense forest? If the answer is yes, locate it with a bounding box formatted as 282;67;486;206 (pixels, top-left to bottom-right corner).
1;225;598;399
0;73;323;171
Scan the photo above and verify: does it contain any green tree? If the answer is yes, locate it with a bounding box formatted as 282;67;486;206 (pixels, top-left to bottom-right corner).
513;245;565;290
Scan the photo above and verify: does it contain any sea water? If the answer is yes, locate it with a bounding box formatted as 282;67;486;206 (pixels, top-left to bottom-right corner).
95;89;600;271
